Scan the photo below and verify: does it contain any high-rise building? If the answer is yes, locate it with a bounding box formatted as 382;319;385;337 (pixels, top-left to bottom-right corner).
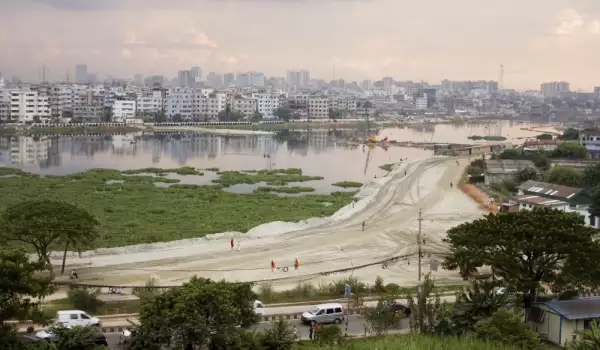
177;70;193;87
541;81;570;98
594;87;600;100
236;72;265;88
75;64;88;84
286;70;310;88
223;73;235;87
190;67;202;83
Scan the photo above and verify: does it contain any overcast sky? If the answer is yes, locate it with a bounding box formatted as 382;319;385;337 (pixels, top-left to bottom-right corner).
1;0;599;90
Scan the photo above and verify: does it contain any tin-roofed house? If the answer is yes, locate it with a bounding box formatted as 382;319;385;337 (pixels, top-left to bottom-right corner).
514;180;597;228
484;159;537;186
530;297;600;346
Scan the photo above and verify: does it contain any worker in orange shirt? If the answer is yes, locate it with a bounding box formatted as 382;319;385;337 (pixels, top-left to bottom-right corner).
294;258;300;270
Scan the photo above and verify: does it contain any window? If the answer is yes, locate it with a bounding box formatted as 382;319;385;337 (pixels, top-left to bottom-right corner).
69;314;78;320
81;313;90;319
316;309;325;315
584;319;600;329
326;308;334;314
334;307;342;313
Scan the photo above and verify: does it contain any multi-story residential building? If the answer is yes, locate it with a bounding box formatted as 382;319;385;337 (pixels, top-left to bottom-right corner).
541;81;570;98
137;90;164;116
286;70;310;88
73;90;104;121
9;89;50;122
416;96;428;110
232;97;256;118
328;96;357;114
195;92;227;120
0;102;10;121
308;96;328;119
253;93;280;119
165;91;194;119
579;129;600;159
112;99;136;121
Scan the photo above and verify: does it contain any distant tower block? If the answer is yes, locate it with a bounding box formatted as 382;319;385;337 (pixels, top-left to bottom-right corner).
499;64;504;90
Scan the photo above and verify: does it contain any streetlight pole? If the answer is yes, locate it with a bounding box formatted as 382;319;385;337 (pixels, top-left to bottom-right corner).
337;245;354;337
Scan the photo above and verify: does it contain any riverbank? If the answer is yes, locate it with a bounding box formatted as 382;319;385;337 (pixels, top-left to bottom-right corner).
0;167;358;250
150;126;274;135
0;125;140;135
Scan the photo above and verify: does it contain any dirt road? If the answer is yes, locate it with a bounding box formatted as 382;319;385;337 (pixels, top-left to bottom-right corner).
54;156;485;290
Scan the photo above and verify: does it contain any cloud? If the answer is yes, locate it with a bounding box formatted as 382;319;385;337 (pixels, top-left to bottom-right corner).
555;9;584;35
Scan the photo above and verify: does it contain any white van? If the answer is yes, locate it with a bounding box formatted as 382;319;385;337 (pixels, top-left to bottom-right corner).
55;310;101;328
253;300;265;315
301;303;344;325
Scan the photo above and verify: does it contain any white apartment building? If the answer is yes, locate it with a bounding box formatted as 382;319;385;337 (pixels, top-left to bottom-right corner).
165;91;194;119
10;89;50;122
328;96;357;113
137;90;164;115
308;96;328;119
579;129;600;159
112;99;136;121
253;93;280;119
416;96;428;110
232;97;256;118
195;93;227;120
0;102;10;121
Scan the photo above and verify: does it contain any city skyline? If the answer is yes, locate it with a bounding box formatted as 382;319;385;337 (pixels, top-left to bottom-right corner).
1;0;600;90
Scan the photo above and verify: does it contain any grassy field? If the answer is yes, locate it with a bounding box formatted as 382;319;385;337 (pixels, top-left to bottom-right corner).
296;334;527;349
0;167;355;249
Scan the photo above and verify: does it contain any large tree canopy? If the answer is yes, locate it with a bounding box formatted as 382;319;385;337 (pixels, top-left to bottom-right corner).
443;208;600;308
0;200;99;266
0;250;54;349
127;277;258;350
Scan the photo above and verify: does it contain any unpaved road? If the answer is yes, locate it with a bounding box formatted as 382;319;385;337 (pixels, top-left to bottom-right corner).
53;156;485;290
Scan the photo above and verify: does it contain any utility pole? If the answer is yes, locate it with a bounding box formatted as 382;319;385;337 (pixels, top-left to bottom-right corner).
417;209;423;282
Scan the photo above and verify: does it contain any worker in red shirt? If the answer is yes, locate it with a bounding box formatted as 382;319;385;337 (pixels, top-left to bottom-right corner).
271;260;276;272
230;238;234;250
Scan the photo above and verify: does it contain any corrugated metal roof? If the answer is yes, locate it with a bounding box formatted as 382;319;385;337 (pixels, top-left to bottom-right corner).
542;297;600;320
517;180;583;200
513;194;568;207
485;159;536;174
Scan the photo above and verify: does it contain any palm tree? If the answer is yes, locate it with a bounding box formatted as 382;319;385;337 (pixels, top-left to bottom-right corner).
450;280;510;333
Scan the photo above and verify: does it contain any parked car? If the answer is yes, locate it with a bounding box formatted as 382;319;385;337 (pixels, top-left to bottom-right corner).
301;303;344;325
389;301;411;317
34;329;108;346
55;310;101;328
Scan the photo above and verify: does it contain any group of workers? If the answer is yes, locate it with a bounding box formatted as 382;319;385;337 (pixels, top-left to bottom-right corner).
270;258;301;272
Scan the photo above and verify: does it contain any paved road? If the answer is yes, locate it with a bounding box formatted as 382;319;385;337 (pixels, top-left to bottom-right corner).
105;315;410;349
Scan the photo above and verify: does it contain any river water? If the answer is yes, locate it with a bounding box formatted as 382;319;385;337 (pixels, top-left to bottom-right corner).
0;120;554;193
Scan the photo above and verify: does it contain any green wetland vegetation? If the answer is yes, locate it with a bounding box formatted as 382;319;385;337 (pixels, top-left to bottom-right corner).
0;166;356;249
331;181;363;188
378;163;395;171
467;135;507;141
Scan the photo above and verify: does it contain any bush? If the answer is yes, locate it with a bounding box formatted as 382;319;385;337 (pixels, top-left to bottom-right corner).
474;309;540;350
262;319;295;350
384;283;400;294
66;287;103;313
315;325;344;346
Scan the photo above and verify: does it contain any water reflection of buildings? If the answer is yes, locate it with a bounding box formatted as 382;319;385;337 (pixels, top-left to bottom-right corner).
0;136;59;167
0;130;353;170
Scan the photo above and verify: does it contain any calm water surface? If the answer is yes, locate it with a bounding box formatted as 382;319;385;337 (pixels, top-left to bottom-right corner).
0;121;553;193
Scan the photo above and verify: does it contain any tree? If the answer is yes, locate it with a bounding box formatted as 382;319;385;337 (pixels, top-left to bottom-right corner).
443;281;510;335
589;188;600;218
0;250;55;349
274;107;291;122
546;166;584;187
0;200;99;267
48;325;106;350
171;114;183;123
262;319;295;350
536;133;553;140
251;110;263;123
315;325;343;347
128;277;258;349
473;309;541;350
560;128;580;141
361;296;398;336
101;107;112;122
406;274;445;334
552;142;588;159
443;208;600;312
516;167;538;183
583;164;600;188
154;110;167;123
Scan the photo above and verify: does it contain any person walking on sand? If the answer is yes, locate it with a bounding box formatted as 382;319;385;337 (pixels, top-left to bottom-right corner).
295;258;300;270
230;238;234;250
237;240;241;251
362;221;365;231
271;260;276;272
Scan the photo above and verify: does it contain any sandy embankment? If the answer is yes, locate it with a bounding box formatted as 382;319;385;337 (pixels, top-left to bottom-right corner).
51;156;486;290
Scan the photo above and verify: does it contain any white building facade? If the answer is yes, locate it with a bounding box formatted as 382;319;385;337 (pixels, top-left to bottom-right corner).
9;89;50;122
253;93;280;119
112;99;136;121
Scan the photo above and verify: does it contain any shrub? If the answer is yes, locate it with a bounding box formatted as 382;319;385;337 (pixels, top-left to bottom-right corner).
316;325;344;346
66;287;103;313
385;283;400;294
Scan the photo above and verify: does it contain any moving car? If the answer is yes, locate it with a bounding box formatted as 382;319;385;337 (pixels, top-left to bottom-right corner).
55;310;101;328
34;329;108;346
301;303;344;325
254;300;266;315
389;301;411;317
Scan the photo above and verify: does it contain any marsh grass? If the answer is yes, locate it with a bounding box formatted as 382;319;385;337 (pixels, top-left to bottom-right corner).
0;167;353;249
255;186;315;194
331;181;363;188
213;169;324;187
122;166;202;176
378;164;394;172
